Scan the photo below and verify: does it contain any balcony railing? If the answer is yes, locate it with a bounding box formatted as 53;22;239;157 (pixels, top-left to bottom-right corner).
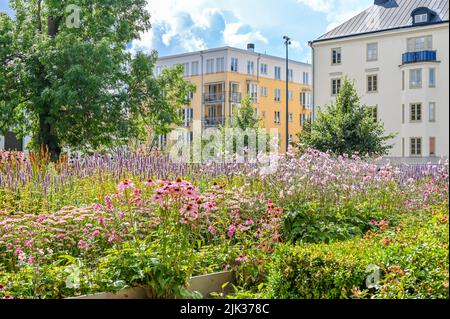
203;117;225;127
402;50;437;64
229;92;242;103
203;93;225;104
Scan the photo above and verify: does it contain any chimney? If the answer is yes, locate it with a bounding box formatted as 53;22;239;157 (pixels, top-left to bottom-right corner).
247;43;255;52
374;0;389;5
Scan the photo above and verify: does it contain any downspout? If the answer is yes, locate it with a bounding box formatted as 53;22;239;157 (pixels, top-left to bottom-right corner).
309;41;316;123
200;51;204;132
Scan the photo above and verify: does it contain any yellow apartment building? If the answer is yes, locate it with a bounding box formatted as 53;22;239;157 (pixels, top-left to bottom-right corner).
155;44;312;152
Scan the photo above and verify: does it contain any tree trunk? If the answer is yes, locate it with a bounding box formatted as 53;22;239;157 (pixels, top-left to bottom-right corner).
38;112;61;161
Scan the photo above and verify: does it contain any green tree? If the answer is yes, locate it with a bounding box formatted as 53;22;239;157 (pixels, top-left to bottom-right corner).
232;96;260;131
0;0;193;160
296;78;395;156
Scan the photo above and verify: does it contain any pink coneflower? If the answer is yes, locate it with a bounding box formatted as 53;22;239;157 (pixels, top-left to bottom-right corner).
144;179;155;186
118;179;135;192
57;234;65;240
227;224;236;239
108;232;117;243
28;255;35;266
92;230;100;238
3;295;13;299
78;240;89;251
208;225;217;235
235;255;249;263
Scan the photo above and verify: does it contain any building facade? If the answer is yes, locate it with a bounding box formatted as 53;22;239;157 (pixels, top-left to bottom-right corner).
155;45;312;151
311;0;449;162
0;133;30;152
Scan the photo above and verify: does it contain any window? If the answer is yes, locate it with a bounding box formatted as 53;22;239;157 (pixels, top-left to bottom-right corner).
260;63;268;75
261;87;267;97
186;91;194;100
216;57;225;73
206;59;214;74
429;137;436;156
407;36;432;52
332;48;342;65
288;134;293;142
274;89;281;102
409;69;422;88
191;61;199;76
274;111;281;124
289;113;293;122
248;83;258;101
410;138;422;156
288;91;293;101
180;108;193;126
367;43;378;61
288;69;294;82
331;78;341;95
262;111;266;118
303;72;309;85
300;92;306;105
182;63;190;77
307;93;311;108
300;114;306;126
429;102;436;122
367;106;378;122
410;103;422;122
414;13;428;24
367;75;378;92
247;61;254;75
274;66;281;80
254;108;258;117
429;68;436;87
231;58;239;72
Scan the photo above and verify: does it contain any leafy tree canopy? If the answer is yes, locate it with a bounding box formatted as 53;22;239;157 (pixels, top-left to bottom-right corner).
296;78;395;157
0;0;194;159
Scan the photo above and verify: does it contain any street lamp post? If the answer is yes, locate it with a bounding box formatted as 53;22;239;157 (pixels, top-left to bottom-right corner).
283;36;291;153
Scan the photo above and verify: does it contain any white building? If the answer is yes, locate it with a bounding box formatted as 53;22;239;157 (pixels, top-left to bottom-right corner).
311;0;449;163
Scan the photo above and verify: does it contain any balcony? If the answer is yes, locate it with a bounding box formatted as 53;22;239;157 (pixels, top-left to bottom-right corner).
203;93;225;104
402;50;437;64
203;117;225;127
229;92;242;103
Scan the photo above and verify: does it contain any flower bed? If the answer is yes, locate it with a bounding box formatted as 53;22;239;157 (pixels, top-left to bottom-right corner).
0;149;448;299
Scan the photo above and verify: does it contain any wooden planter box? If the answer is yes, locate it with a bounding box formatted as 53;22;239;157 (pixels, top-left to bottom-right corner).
69;271;234;299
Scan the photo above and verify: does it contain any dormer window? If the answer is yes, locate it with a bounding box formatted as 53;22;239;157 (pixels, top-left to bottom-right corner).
411;7;437;25
414;13;429;24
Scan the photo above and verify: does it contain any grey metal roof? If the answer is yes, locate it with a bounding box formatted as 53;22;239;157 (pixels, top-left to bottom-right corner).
314;0;449;42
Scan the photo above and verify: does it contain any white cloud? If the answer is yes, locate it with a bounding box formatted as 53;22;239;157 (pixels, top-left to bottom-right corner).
297;0;371;32
131;0;268;55
223;23;268;47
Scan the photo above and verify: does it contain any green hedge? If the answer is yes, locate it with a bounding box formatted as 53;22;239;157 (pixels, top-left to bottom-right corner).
267;207;449;299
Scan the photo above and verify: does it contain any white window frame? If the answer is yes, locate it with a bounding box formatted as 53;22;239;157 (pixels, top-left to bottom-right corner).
409;69;422;89
367;43;378;61
206;59;214;74
260;63;268;75
331;48;342;65
407;36;432;52
247;61;255;75
331;78;341;96
261;87;267;97
274;111;281;124
191;61;199;76
410;137;422;157
274;88;281;102
410;103;422;122
414;13;428;24
367;74;378;93
429;68;436;87
216;57;225;73
231;58;239;72
429;102;436;122
288;69;294;82
275;66;281;80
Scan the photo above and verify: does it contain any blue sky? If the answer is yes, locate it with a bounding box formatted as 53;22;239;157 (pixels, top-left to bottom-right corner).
1;0;373;62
